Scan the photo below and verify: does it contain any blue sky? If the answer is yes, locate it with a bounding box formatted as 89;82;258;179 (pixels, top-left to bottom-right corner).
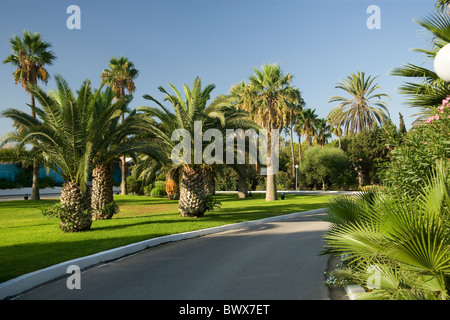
0;0;437;140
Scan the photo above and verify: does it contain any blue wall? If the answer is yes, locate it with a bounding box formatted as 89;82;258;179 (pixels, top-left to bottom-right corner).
0;162;122;185
0;164;20;182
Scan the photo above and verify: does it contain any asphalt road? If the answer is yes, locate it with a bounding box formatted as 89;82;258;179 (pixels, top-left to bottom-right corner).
16;212;331;300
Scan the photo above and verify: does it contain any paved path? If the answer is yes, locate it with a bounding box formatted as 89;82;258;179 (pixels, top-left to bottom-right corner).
16;212;330;300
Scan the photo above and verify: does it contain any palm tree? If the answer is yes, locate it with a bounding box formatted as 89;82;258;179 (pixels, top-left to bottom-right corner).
322;161;450;299
234;63;295;201
296;107;319;148
3;30;56;201
101;56;139;195
390;10;450;124
327;108;344;149
3;75;139;231
89;87;141;220
313;118;332;148
286;89;304;183
138;77;240;217
1;75;117;231
328;71;390;136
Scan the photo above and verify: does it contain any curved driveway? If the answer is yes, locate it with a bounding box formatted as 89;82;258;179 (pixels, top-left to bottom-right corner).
16;212;330;300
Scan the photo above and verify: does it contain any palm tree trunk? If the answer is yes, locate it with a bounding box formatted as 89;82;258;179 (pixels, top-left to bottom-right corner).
289;115;296;187
179;165;207;217
59;181;92;232
120;106;127;195
30;94;40;201
203;166;215;197
237;165;248;199
298;134;302;166
91;163;115;220
121;154;127;195
305;132;312;147
265;129;277;201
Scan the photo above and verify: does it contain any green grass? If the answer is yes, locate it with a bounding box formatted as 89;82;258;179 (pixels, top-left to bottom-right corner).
0;193;333;283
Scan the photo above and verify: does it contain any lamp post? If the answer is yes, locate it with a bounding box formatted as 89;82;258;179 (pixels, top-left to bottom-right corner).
434;43;450;82
295;164;299;191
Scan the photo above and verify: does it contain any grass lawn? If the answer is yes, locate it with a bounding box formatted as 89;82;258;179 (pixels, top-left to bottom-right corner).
0;193;333;283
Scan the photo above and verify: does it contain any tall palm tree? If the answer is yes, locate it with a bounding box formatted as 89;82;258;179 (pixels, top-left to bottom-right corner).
286;89;304;182
101;56;139;195
3;30;56;201
1;75;121;232
313;118;332;148
328;71;390;136
89;87;142;220
295;107;319;155
235;63;295;201
138;77;240;217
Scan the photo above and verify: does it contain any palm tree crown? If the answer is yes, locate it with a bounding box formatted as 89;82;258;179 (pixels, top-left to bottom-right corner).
3;30;56;94
328;71;390;136
101;56;138;98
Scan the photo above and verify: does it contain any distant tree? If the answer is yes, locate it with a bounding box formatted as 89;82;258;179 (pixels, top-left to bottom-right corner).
101;56;139;195
299;146;354;190
233;63;296;201
313;118;332;149
3;30;56;200
399;112;407;134
329;71;390;136
345;126;390;186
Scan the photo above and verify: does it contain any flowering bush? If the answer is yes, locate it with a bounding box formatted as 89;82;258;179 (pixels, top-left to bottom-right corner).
424;96;450;124
380;98;450;197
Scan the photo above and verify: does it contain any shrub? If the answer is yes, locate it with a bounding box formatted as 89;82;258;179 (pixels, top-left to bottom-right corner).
126;176;144;195
143;184;153;196
276;171;292;190
205;195;222;212
150;187;165;198
379;100;450;197
299;147;355;190
215;166;239;191
0;179;18;189
39;176;61;189
154;180;166;190
99;201;120;219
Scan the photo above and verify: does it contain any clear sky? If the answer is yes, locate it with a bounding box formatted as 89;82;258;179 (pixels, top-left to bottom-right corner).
0;0;438;140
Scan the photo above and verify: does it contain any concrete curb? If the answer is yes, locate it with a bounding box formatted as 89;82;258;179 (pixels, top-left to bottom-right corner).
0;208;327;300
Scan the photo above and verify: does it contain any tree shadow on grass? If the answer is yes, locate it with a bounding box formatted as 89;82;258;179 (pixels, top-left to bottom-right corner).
0;235;166;284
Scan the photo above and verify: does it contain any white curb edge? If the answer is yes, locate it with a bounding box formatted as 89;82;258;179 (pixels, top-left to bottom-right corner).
0;208;327;300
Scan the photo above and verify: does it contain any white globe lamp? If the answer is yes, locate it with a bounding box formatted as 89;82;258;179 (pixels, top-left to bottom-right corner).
434;43;450;82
